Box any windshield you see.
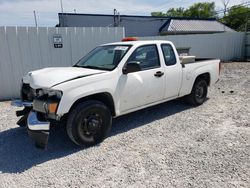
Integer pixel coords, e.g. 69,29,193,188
74,45,131,71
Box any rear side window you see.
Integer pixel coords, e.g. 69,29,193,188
127,45,160,70
161,44,177,66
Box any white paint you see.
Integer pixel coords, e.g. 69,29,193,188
22,40,220,117
23,67,107,89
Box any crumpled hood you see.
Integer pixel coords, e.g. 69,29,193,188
23,67,106,89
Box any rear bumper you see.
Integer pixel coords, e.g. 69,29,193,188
27,111,50,148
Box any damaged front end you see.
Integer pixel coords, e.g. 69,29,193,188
11,83,62,149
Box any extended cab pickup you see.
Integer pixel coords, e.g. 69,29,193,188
12,39,220,148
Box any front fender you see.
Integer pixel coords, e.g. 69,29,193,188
53,73,119,116
56,86,116,115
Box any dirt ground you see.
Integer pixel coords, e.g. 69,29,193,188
0,62,249,188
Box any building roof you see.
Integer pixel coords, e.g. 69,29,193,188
58,13,235,36
58,13,217,20
161,19,235,34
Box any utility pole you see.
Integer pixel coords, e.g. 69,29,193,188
33,10,38,27
113,9,121,27
60,0,64,13
221,0,230,17
113,9,117,27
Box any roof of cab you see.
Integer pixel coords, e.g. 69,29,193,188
103,40,172,46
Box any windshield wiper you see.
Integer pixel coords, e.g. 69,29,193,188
74,65,96,69
75,65,108,70
73,64,81,67
74,64,112,71
82,65,102,69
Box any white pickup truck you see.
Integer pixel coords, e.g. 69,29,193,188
12,38,220,148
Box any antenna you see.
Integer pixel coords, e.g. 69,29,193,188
60,0,64,13
33,10,38,27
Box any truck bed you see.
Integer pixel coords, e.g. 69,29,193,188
180,56,218,65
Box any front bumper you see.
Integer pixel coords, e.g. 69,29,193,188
12,100,50,149
11,100,32,127
27,111,50,131
27,111,50,148
11,99,32,107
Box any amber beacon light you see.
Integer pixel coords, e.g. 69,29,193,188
122,37,138,42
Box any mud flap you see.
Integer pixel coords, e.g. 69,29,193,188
27,129,49,149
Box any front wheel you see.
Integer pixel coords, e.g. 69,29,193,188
66,100,112,147
186,78,208,106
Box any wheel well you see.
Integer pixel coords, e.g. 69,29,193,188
69,93,116,116
196,73,210,86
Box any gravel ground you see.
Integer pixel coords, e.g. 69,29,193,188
0,62,249,188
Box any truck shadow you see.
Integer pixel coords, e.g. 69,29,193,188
0,99,197,173
111,99,194,136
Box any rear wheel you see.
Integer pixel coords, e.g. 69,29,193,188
186,78,208,106
66,100,112,147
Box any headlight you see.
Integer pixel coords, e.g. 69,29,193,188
37,89,63,98
47,90,63,98
45,90,62,113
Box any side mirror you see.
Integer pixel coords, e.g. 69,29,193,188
123,62,141,74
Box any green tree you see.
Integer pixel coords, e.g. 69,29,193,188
151,12,166,17
221,5,250,31
165,7,185,17
184,2,216,18
151,2,216,18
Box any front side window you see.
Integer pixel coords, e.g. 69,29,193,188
161,44,177,66
75,45,131,71
127,45,160,70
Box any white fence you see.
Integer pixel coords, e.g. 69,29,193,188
0,27,124,100
140,32,246,61
0,28,247,100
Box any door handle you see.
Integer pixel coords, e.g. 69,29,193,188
154,71,164,77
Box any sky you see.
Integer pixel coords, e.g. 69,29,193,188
0,0,246,27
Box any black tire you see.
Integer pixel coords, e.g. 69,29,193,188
186,78,208,106
66,100,112,147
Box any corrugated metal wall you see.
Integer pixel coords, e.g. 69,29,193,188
246,32,250,61
140,32,245,61
0,27,124,100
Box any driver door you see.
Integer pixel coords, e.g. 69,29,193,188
118,44,165,113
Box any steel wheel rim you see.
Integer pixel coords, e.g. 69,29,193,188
79,112,103,140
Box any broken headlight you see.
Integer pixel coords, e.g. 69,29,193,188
37,89,63,99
